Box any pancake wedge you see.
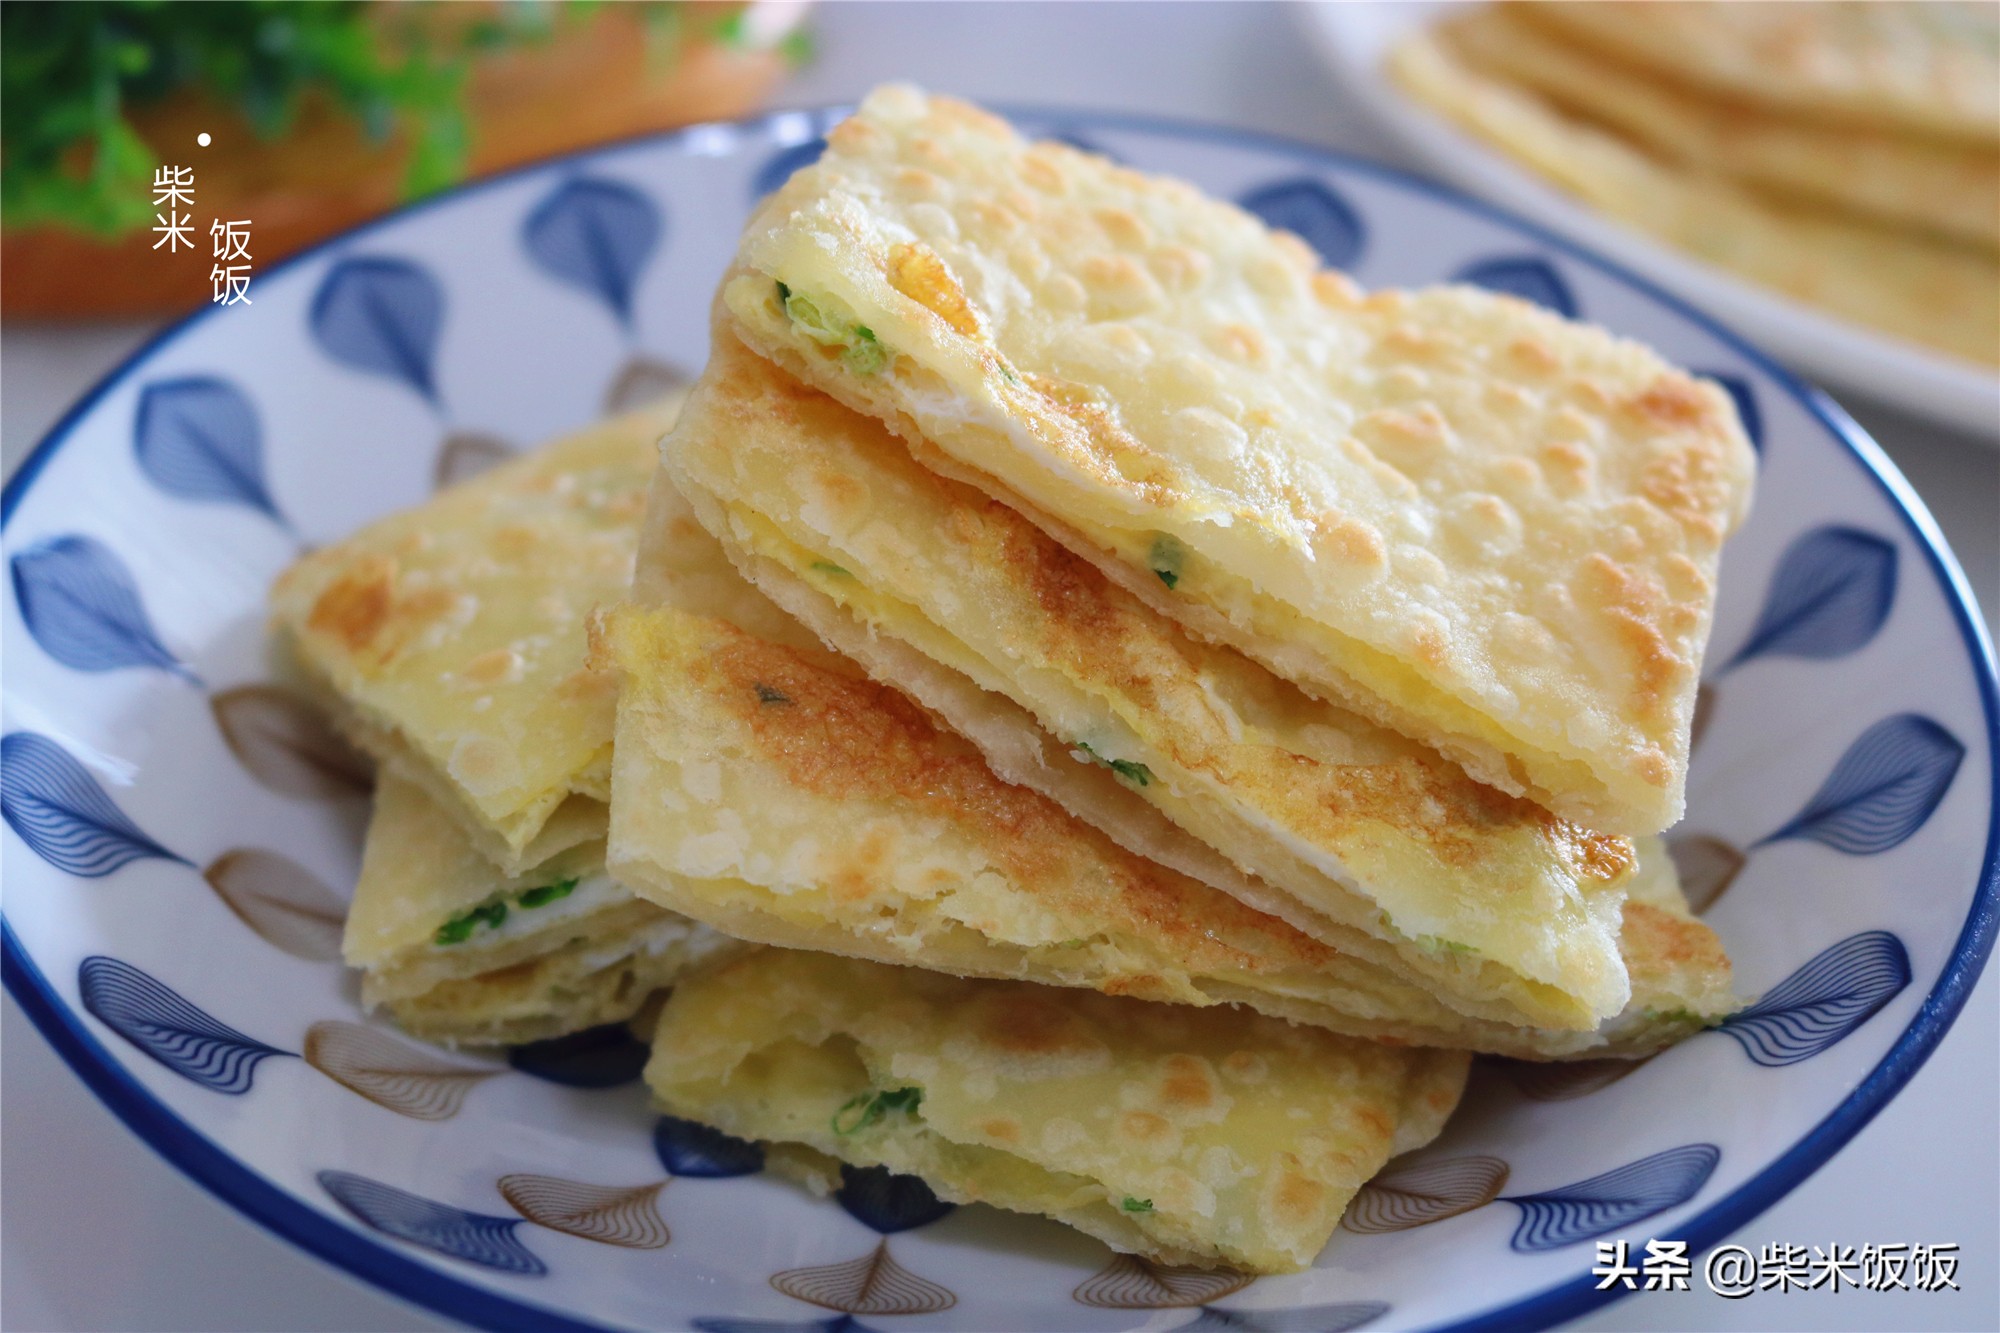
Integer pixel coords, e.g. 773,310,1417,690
347,769,730,1046
647,948,1471,1272
661,341,1638,1032
271,401,677,872
720,86,1756,837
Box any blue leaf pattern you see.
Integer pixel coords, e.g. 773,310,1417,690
1699,370,1764,454
1045,128,1121,162
1504,1144,1719,1252
655,1115,765,1177
318,1170,547,1275
694,1318,875,1333
12,534,196,681
507,1022,650,1087
1238,179,1367,270
1724,527,1896,671
1172,1305,1389,1333
523,178,663,326
79,956,292,1093
309,257,445,403
133,377,287,526
1719,931,1910,1066
835,1165,954,1235
2,732,187,876
754,138,827,200
1450,255,1578,317
1758,714,1963,854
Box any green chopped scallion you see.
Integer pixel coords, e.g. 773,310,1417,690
1108,758,1154,787
435,899,508,946
1121,1197,1154,1214
1148,534,1188,590
832,1086,924,1136
810,560,851,577
519,878,579,909
1072,740,1154,788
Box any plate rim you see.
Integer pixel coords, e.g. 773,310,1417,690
3,103,1995,1333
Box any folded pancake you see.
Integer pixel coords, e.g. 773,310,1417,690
646,948,1471,1272
346,768,728,1046
719,86,1756,837
661,341,1640,1032
270,402,677,873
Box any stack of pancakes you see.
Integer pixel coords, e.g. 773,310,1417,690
1391,1,2000,368
273,86,1757,1274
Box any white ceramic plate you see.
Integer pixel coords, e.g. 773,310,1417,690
3,106,1996,1333
1301,2,2000,440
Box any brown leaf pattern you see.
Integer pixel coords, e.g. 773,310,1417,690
304,1020,500,1120
498,1175,670,1249
1072,1253,1255,1308
1342,1154,1510,1233
203,849,347,961
770,1239,957,1315
1498,1056,1654,1103
433,432,515,491
603,357,689,416
210,685,372,800
1666,833,1748,914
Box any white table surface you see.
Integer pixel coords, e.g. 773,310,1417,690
3,5,1995,1331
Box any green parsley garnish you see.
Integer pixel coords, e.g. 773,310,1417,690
832,1086,923,1136
1148,534,1187,590
755,683,791,705
1121,1197,1154,1213
518,877,578,909
1,2,585,237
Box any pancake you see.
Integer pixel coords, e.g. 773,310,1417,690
270,401,677,873
600,582,1733,1055
1391,24,2000,369
659,340,1646,1032
632,464,1735,1052
1524,1,2000,147
347,769,729,1046
1438,4,2000,251
645,947,1471,1272
718,86,1756,837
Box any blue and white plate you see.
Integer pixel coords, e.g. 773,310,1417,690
3,107,1995,1333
